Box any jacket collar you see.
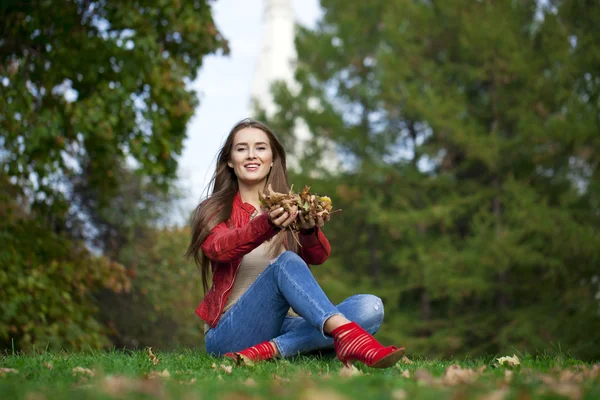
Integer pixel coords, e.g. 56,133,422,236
233,191,258,215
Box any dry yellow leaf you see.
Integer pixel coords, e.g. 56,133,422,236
43,362,53,370
401,356,414,364
243,378,257,387
298,388,348,400
338,365,362,378
147,369,170,379
220,364,233,375
477,389,509,400
147,347,159,366
0,368,19,377
24,393,46,400
496,355,520,367
442,364,479,386
72,367,95,377
414,369,436,386
401,370,410,378
273,374,290,382
544,382,582,400
391,389,408,400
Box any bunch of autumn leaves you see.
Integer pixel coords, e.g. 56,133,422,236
259,185,339,240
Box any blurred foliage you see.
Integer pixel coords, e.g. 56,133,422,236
99,226,205,350
262,0,600,360
0,176,131,351
0,0,226,351
0,0,227,224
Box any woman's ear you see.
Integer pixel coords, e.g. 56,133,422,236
227,161,233,168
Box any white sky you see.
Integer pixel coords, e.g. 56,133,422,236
176,0,322,216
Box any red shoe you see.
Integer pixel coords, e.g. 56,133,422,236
224,341,277,363
331,322,406,368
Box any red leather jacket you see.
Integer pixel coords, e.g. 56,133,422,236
195,192,331,328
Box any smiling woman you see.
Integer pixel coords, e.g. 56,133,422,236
185,118,405,368
228,129,274,186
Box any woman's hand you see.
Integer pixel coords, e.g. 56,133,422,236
268,207,297,229
298,210,330,232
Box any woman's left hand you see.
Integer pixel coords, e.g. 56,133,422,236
298,210,330,231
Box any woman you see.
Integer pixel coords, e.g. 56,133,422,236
186,119,405,368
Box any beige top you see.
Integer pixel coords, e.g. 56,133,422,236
223,239,286,312
204,236,296,334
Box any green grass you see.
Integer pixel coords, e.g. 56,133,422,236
0,349,598,399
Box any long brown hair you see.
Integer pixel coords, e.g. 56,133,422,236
185,118,299,294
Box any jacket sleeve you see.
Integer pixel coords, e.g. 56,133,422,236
201,213,280,263
298,227,331,265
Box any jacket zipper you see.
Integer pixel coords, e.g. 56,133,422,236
212,207,254,327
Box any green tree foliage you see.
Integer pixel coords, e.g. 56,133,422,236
0,0,227,350
0,177,131,351
263,0,600,359
99,226,204,350
0,0,227,214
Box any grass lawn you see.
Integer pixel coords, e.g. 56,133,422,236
0,349,598,399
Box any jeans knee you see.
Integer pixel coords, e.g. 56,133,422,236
272,250,306,272
354,294,384,332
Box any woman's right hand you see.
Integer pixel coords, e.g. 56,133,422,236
268,207,297,229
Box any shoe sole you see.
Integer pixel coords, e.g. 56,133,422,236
369,347,406,368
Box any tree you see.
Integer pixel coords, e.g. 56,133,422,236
0,0,228,350
263,0,600,359
0,0,228,231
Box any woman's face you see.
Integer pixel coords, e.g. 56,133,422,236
228,127,274,185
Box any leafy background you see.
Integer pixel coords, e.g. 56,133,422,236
1,0,599,361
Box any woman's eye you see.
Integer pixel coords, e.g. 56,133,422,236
257,147,266,150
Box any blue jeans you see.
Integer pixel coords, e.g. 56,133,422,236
205,251,385,358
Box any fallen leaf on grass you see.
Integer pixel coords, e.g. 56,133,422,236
539,382,582,400
496,355,520,367
101,375,163,397
24,393,46,400
147,347,159,366
299,388,348,400
220,364,233,375
72,367,95,377
43,362,53,370
414,369,436,386
401,356,413,364
233,353,254,367
217,375,224,381
401,370,410,378
442,364,479,386
391,389,407,400
244,378,257,387
273,374,290,383
0,368,19,377
478,389,508,400
147,369,170,379
211,363,217,370
338,365,362,378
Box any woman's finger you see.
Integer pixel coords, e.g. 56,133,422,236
316,215,325,227
269,207,285,220
281,211,297,228
298,210,306,224
297,211,307,229
273,211,289,226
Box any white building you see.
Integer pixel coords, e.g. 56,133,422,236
249,0,339,173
